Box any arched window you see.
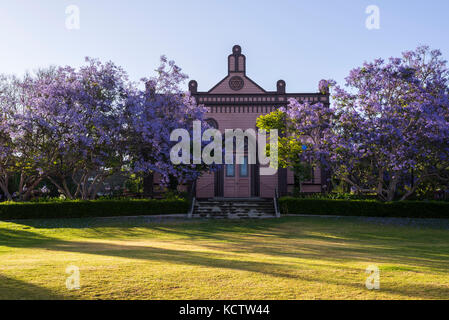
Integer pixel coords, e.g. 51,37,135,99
205,118,219,129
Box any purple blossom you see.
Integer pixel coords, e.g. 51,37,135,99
264,46,449,201
318,79,336,94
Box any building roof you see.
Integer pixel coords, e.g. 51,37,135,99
189,45,328,107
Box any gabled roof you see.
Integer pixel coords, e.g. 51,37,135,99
208,73,266,94
188,45,329,106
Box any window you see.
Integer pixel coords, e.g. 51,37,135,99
226,164,235,177
239,156,248,177
205,118,219,129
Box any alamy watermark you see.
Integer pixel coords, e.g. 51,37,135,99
65,5,80,30
365,265,380,290
170,121,279,176
66,265,80,290
365,5,380,30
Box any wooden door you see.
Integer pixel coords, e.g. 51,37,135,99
223,155,251,198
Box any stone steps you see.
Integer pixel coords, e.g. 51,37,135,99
193,199,277,219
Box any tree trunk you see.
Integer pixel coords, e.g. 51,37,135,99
386,177,399,202
48,176,74,200
89,175,107,200
62,179,74,199
0,182,12,201
400,176,422,201
21,177,44,201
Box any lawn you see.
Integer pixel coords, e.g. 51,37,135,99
0,216,448,300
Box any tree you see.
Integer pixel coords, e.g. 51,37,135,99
258,46,449,201
332,46,449,200
123,56,213,190
17,59,131,200
0,56,214,201
0,59,131,201
0,75,22,200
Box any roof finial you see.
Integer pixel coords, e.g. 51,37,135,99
228,45,246,74
277,80,286,94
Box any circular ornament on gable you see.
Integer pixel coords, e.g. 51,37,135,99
229,76,244,91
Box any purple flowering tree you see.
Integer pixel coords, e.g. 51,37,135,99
0,75,22,200
258,46,449,201
35,58,130,200
0,59,131,200
318,79,333,95
0,56,212,201
331,46,449,200
123,56,213,189
257,97,336,192
0,72,57,201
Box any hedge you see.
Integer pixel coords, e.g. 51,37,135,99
279,197,449,219
0,199,189,220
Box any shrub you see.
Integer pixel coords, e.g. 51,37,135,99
279,197,449,219
0,199,189,220
291,192,379,200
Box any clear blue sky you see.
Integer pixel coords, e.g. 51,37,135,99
1,0,448,92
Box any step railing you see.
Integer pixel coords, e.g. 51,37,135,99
196,180,215,198
187,180,197,219
188,198,196,219
274,187,281,218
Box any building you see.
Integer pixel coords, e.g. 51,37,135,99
189,45,330,199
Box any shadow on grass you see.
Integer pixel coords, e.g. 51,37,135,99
3,217,449,271
2,217,449,299
0,274,73,300
32,240,449,299
0,228,56,248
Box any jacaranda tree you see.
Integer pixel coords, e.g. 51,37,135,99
1,59,130,200
123,56,213,188
258,46,449,201
0,56,211,201
0,75,24,201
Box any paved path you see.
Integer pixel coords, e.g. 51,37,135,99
7,213,449,230
287,214,449,230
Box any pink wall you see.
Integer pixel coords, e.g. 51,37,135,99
191,45,326,199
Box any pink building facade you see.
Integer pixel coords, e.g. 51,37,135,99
189,45,330,199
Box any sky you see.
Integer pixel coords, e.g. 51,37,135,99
0,0,448,93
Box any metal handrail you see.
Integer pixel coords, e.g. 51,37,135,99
274,187,281,218
188,197,196,219
187,180,197,219
196,181,214,194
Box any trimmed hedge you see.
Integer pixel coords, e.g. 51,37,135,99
0,199,189,220
279,197,449,219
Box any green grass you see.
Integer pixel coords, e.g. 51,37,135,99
0,216,448,300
